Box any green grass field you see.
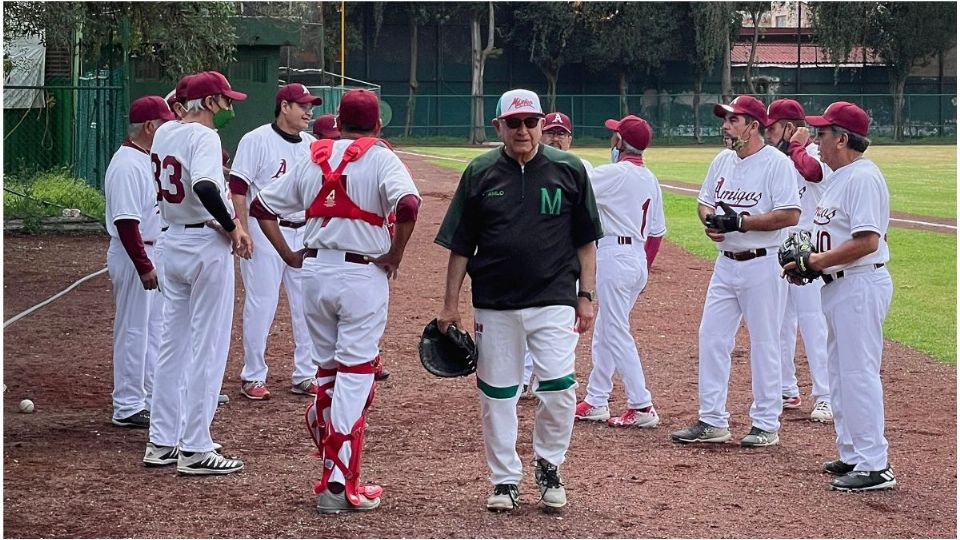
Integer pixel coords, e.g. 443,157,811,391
406,145,957,364
405,145,957,219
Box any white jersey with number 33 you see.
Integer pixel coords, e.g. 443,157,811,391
151,121,233,225
813,158,890,275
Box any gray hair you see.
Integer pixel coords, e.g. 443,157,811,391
185,98,206,113
127,122,145,138
616,134,644,156
829,125,870,152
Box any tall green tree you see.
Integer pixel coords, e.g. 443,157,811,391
810,1,957,140
506,2,584,111
581,2,683,115
738,1,772,94
4,2,238,79
679,2,740,142
450,1,501,144
399,4,451,136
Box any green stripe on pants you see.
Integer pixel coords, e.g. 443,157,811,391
536,373,576,392
477,378,521,399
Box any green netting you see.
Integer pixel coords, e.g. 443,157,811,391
74,71,125,189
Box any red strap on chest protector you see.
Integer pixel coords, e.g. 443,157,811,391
305,137,389,227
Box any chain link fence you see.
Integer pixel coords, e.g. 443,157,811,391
378,93,957,142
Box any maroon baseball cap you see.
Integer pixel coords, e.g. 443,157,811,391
714,95,768,126
805,101,870,137
312,114,341,139
276,83,322,106
337,89,379,129
184,71,247,101
129,95,176,123
543,112,572,134
604,115,653,151
765,99,806,126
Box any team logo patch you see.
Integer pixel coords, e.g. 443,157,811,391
540,187,562,215
271,159,287,179
510,97,534,111
324,191,336,207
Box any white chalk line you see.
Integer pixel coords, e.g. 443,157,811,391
398,150,957,233
3,267,108,329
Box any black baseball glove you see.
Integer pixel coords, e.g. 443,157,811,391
704,201,744,233
778,231,821,283
418,319,478,378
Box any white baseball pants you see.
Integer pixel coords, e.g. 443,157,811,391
585,241,652,410
780,279,830,402
239,219,314,385
821,267,893,471
107,239,160,419
475,306,579,485
698,254,787,432
149,226,235,453
301,250,388,485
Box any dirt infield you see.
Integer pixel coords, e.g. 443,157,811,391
3,154,956,538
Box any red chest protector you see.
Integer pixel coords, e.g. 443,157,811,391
305,137,389,227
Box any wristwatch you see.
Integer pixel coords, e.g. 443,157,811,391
577,290,595,302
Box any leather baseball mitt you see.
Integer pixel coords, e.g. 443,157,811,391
778,231,821,283
418,319,478,378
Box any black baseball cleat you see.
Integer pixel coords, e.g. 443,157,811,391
831,466,897,492
375,368,390,382
113,409,150,428
822,459,856,476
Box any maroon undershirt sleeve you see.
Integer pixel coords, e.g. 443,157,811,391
115,219,154,275
228,175,249,196
787,141,824,183
645,235,663,271
394,194,421,223
249,197,278,221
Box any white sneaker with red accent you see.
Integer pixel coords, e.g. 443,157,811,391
240,381,270,400
574,400,610,421
607,406,660,428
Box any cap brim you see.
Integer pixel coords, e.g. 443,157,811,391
804,115,832,128
544,125,571,133
713,104,735,118
498,110,544,119
604,119,621,131
293,96,323,106
223,89,247,101
159,110,177,121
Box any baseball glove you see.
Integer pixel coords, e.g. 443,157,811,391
778,231,821,283
418,319,478,378
704,201,744,233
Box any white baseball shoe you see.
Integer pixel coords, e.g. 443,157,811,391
574,400,610,421
811,401,834,423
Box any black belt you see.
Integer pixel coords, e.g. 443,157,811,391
616,236,632,245
279,220,306,229
161,226,169,232
302,248,369,265
144,240,155,246
822,264,885,285
722,248,768,261
185,222,206,229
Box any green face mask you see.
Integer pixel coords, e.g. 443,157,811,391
212,107,235,129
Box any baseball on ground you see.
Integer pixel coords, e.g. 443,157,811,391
18,399,35,413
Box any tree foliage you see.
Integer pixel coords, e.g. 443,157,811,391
810,1,957,139
3,2,238,79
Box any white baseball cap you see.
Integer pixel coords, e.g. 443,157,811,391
495,89,544,119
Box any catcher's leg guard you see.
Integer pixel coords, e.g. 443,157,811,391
312,360,381,506
305,366,338,455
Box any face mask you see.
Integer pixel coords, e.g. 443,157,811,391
775,136,791,154
611,147,620,163
213,107,235,129
729,121,754,151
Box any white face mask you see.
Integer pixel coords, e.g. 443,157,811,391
611,147,620,163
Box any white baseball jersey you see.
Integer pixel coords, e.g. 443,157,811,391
256,140,420,256
104,141,162,242
151,121,233,225
230,124,316,222
792,143,832,233
813,158,890,275
697,145,801,252
579,157,594,174
589,161,666,241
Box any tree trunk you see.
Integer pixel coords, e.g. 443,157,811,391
469,3,495,144
693,75,703,144
722,29,733,102
404,11,418,137
891,73,907,141
745,9,762,94
318,3,325,76
618,71,628,116
545,69,558,111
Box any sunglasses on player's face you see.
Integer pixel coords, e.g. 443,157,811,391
503,116,542,130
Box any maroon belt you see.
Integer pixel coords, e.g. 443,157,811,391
144,240,155,246
279,220,305,229
302,248,369,265
822,263,885,285
722,248,767,261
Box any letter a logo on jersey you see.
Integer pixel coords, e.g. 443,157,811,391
323,190,336,207
271,159,287,179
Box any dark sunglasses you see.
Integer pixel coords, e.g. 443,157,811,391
504,116,541,129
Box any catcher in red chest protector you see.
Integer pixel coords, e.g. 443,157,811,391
249,89,421,514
